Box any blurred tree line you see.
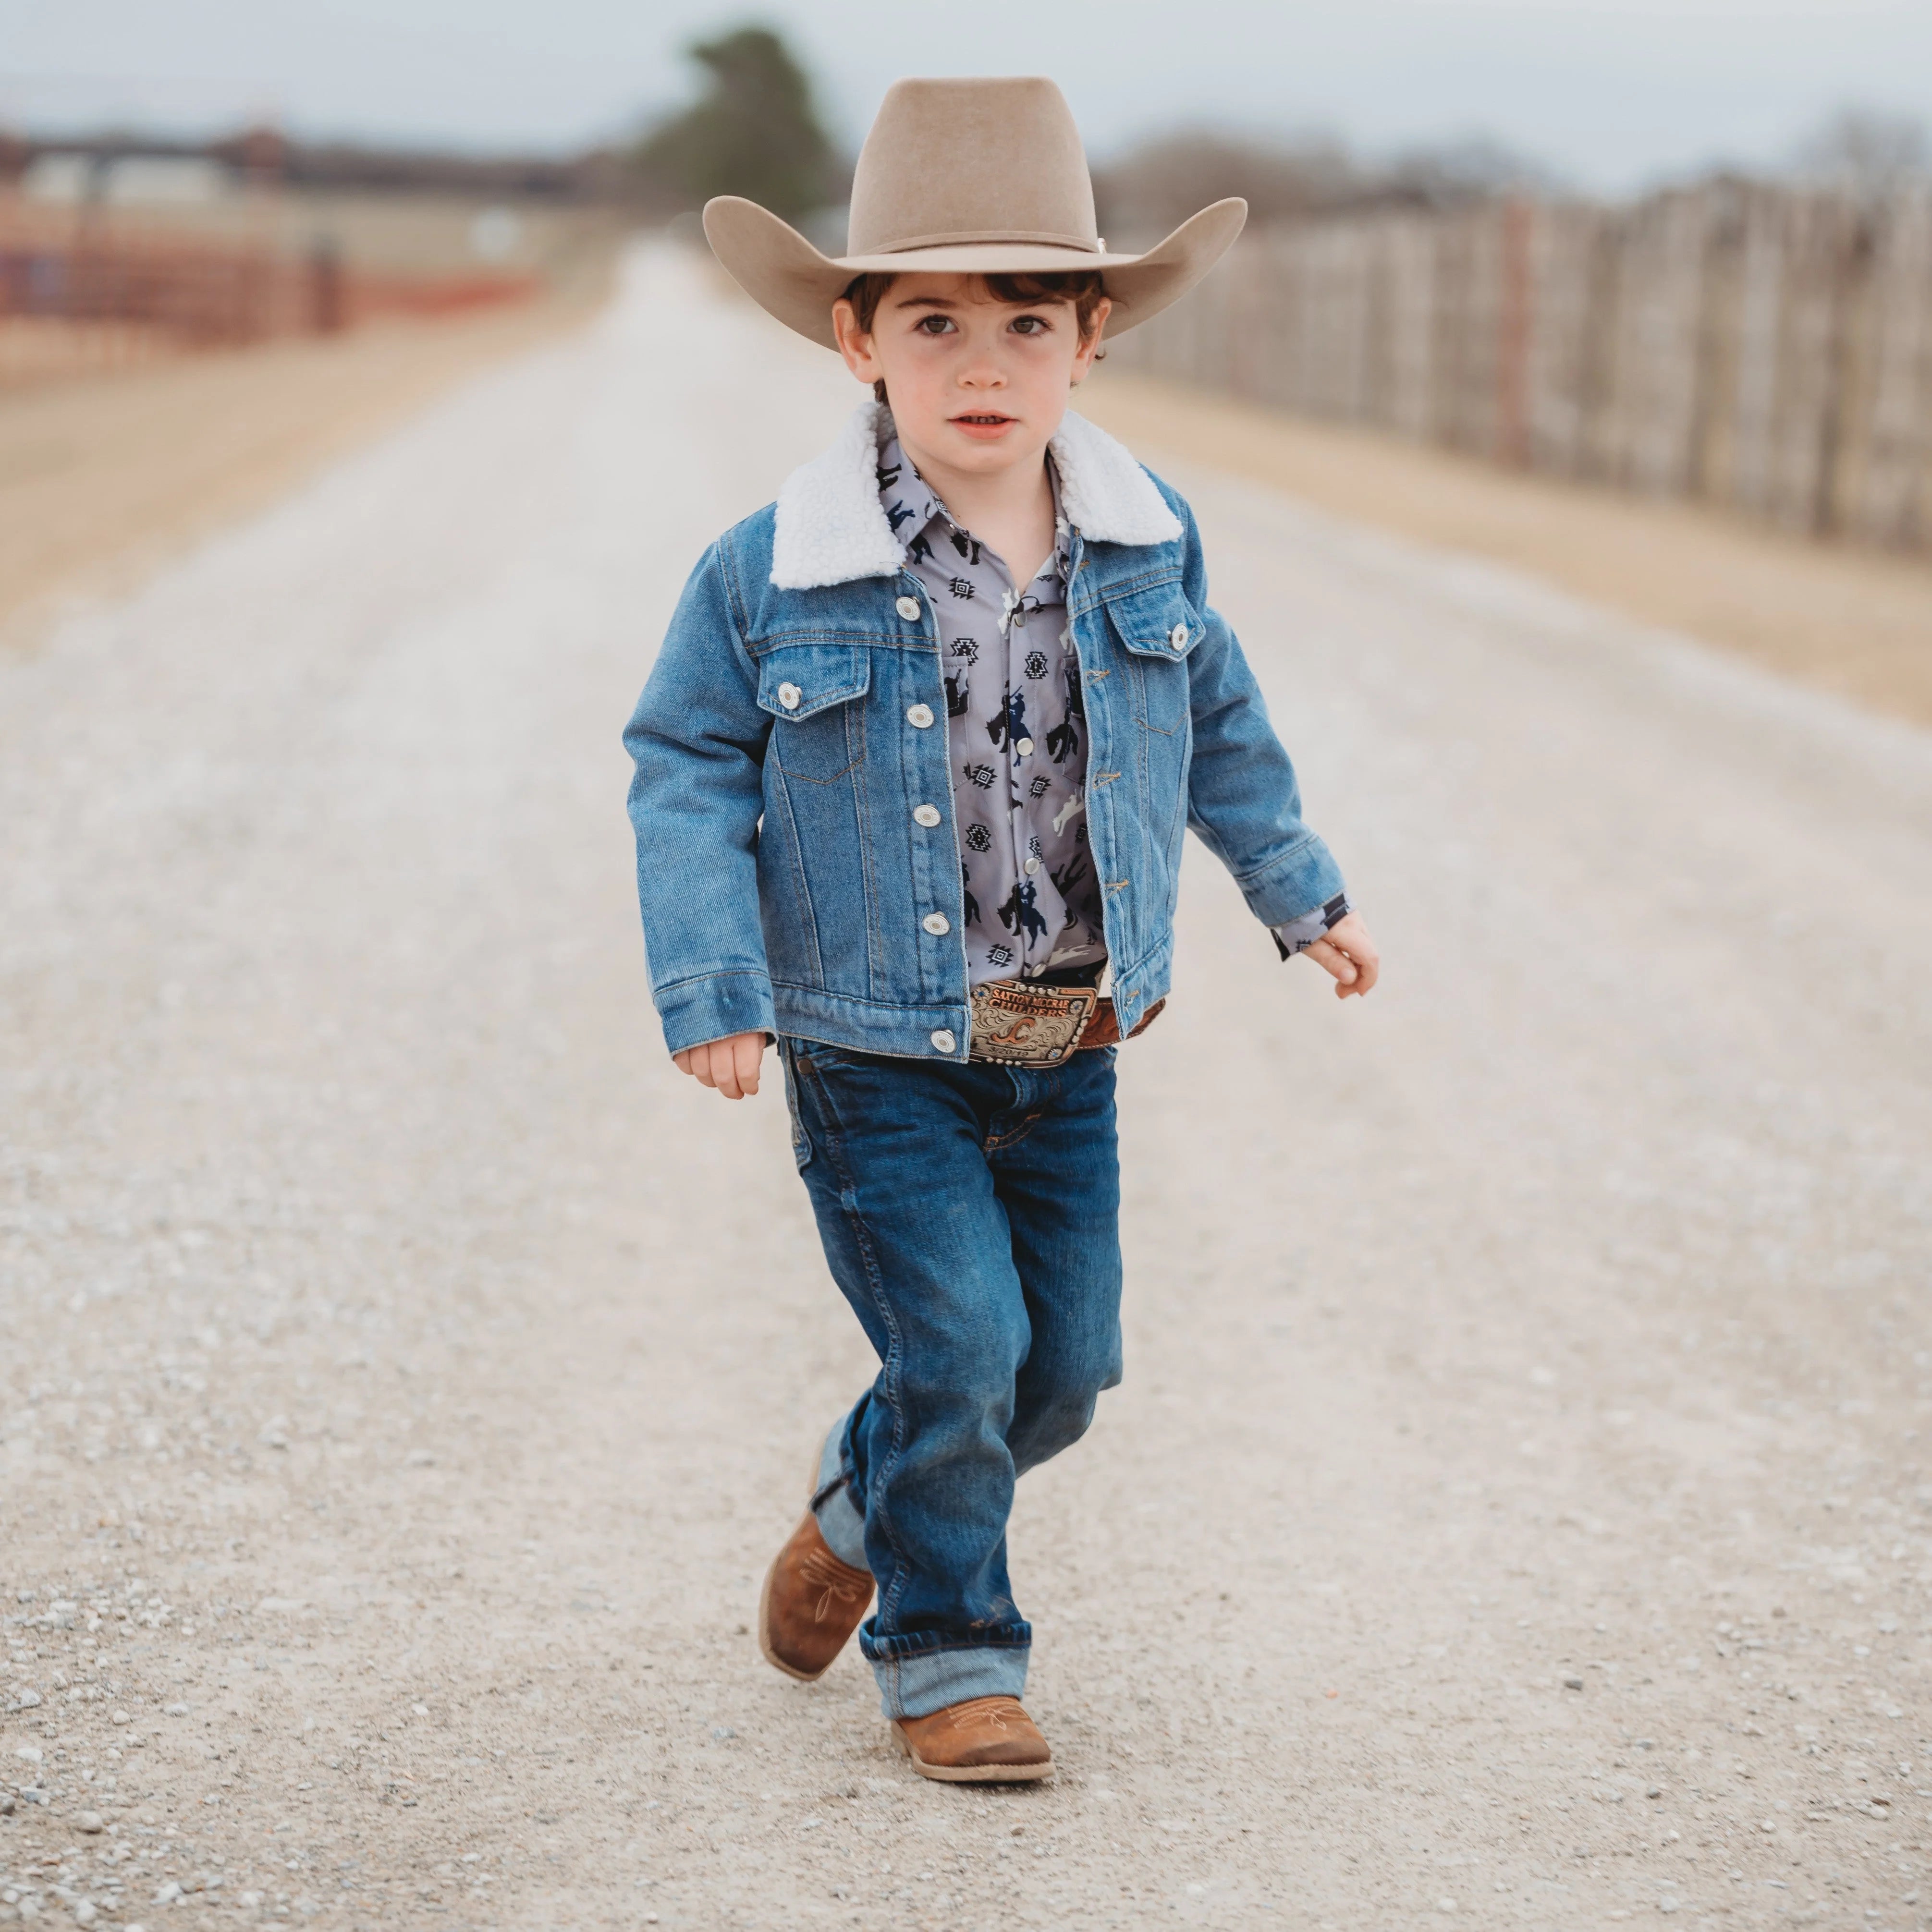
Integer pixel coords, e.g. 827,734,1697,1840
628,23,1929,237
627,23,1543,232
1091,133,1552,243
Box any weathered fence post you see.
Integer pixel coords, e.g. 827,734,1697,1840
1113,177,1932,555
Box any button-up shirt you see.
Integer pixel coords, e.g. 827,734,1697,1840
878,431,1350,990
880,434,1106,988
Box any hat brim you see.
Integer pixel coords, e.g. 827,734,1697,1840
702,196,1247,351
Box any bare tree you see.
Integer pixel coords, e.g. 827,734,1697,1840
1093,128,1556,243
1378,135,1558,207
1795,106,1930,202
1092,133,1356,245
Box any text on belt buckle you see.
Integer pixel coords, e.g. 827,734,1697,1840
967,981,1099,1066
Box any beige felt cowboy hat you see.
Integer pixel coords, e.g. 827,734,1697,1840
703,75,1247,351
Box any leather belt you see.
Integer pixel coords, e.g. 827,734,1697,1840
967,978,1166,1066
1080,995,1165,1051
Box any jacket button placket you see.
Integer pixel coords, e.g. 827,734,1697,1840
900,590,959,1038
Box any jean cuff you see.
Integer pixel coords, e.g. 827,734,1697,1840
867,1639,1031,1720
810,1415,868,1571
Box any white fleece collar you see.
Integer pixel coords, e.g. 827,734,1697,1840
770,399,1182,590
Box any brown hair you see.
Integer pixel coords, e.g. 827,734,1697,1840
839,269,1108,402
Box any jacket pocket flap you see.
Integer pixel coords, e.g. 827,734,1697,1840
1102,582,1202,658
755,644,871,721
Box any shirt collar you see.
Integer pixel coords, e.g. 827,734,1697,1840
876,430,1069,587
875,434,950,557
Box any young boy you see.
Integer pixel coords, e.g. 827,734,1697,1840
625,76,1378,1783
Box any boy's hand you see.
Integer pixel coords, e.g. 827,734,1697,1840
1303,912,1380,999
673,1031,767,1099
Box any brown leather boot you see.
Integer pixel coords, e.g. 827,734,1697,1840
892,1696,1054,1783
757,1507,874,1681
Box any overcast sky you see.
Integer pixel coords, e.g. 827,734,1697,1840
4,0,1931,193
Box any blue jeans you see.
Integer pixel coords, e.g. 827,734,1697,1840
778,1036,1124,1719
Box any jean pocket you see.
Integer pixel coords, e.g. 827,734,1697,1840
792,1039,870,1075
778,1041,814,1171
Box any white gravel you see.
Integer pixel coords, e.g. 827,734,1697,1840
2,241,1931,1930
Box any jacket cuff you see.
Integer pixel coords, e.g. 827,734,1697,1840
653,970,778,1057
1234,833,1349,929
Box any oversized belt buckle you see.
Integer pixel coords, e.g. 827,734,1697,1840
967,980,1099,1066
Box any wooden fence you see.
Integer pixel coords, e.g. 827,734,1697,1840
1105,182,1932,552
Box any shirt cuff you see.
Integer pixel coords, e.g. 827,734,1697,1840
1271,893,1351,961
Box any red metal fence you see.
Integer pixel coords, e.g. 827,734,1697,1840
0,201,539,386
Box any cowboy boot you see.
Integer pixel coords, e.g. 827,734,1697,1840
892,1696,1054,1783
758,1506,873,1681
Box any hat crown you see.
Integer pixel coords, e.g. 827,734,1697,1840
847,76,1100,258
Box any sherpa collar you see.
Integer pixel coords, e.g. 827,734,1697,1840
770,399,1182,590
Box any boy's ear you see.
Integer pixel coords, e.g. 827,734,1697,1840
831,297,881,390
1071,297,1113,382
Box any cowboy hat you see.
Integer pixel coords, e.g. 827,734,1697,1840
703,75,1246,351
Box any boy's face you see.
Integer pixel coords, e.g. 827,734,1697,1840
831,273,1110,481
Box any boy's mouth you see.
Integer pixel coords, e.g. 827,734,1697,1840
950,411,1017,440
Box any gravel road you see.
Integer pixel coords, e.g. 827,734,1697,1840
4,243,1932,1931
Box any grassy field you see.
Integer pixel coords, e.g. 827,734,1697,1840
0,214,625,641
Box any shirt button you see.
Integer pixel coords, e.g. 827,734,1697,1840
912,803,942,827
1025,856,1041,875
1169,621,1188,649
896,595,922,621
1015,736,1034,755
906,703,934,729
776,681,801,710
929,1029,956,1054
922,912,951,936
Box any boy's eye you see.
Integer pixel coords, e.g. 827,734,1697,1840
1010,315,1050,335
914,315,956,335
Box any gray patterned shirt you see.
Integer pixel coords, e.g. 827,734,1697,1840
880,434,1106,988
877,432,1350,990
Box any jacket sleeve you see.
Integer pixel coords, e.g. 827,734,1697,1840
623,542,778,1056
1173,492,1349,928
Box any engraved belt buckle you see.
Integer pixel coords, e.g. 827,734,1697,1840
967,980,1099,1067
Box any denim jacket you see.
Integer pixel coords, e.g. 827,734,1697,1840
624,401,1345,1061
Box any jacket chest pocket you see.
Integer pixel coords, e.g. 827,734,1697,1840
1101,582,1200,737
756,644,871,783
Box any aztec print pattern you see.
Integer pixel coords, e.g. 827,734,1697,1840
1272,890,1353,958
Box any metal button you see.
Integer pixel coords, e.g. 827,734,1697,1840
776,681,801,710
912,803,942,827
1169,622,1188,649
895,595,922,621
1025,856,1041,875
1015,736,1034,755
929,1029,956,1054
906,703,934,729
922,912,951,936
